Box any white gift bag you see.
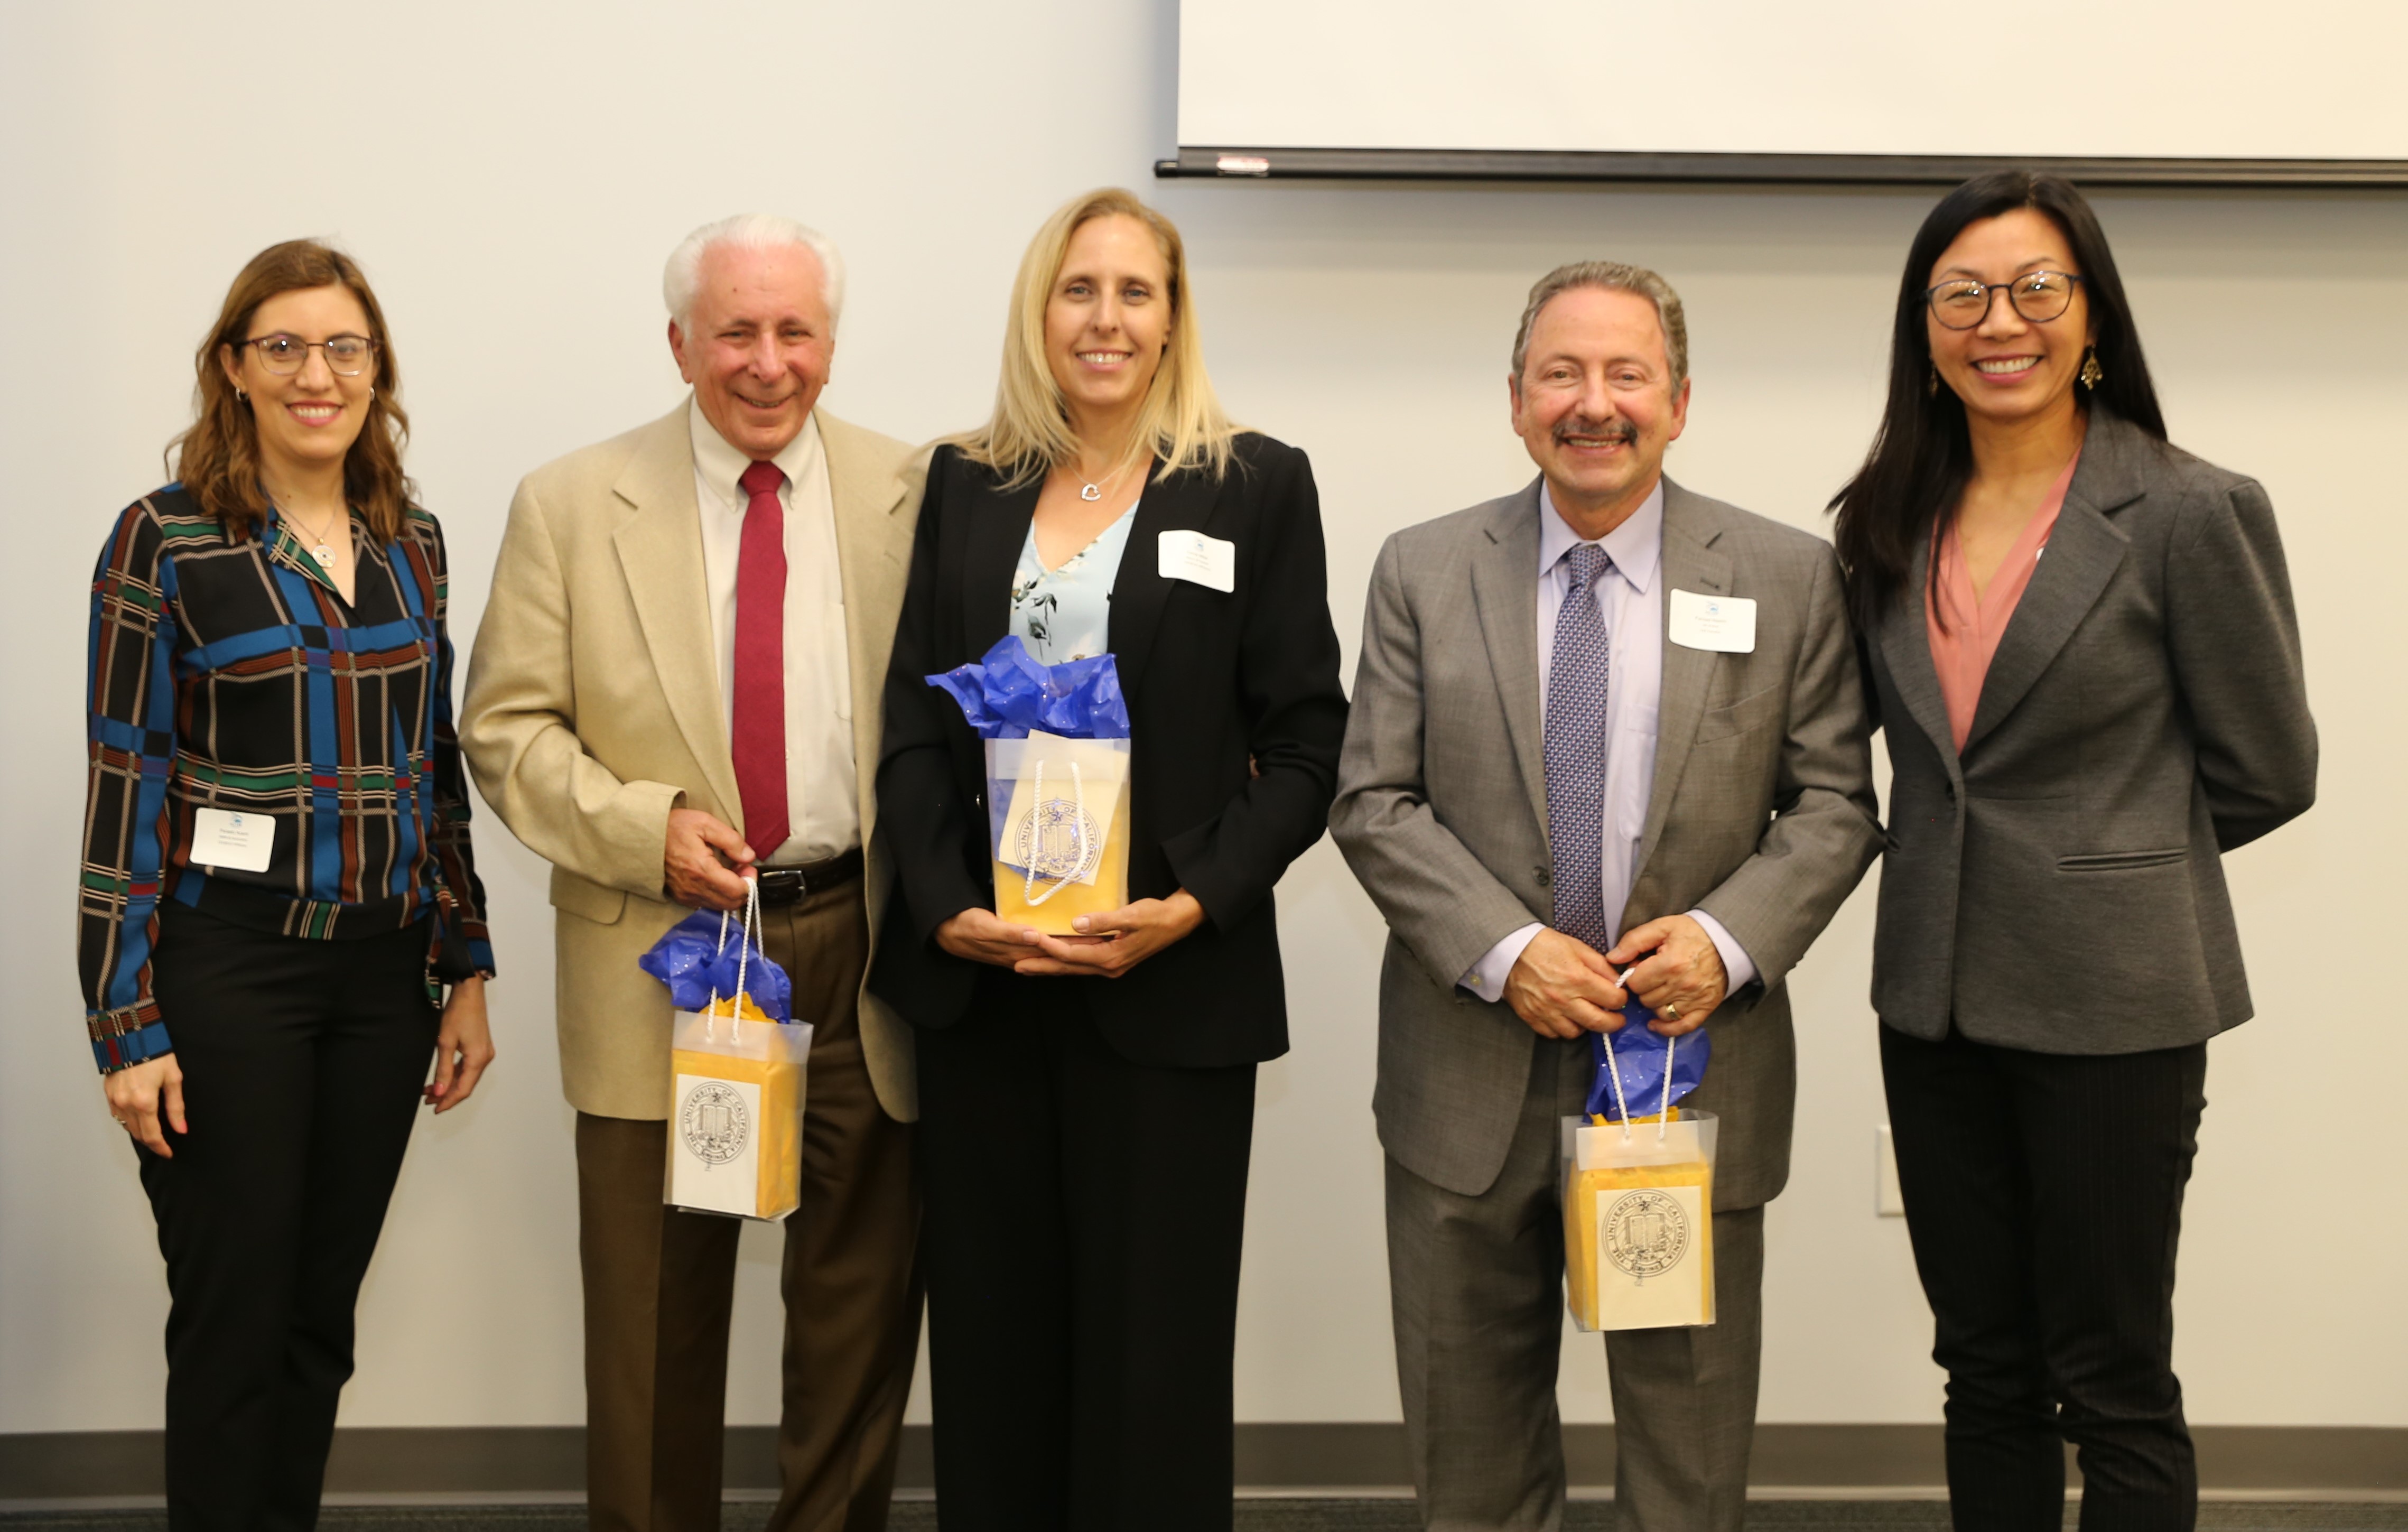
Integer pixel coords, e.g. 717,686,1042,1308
1561,1032,1719,1332
664,882,814,1221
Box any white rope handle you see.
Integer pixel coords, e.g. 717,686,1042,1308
1659,1032,1678,1142
1020,757,1089,907
702,877,762,1043
1603,1028,1634,1142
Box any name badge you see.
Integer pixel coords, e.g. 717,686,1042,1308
1668,589,1756,653
1158,529,1236,593
192,807,275,872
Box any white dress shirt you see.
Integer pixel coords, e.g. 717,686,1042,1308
1460,480,1758,1003
690,400,858,864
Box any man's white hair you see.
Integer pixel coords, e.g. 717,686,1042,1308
662,213,847,334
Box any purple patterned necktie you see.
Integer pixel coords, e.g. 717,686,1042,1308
1544,543,1613,949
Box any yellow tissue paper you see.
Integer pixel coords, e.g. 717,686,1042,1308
1563,1109,1719,1332
667,1000,813,1222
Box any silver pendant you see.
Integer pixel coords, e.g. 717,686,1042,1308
1079,482,1102,502
312,543,337,567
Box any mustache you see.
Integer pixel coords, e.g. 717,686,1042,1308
1554,417,1638,446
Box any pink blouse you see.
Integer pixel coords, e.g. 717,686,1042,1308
1926,453,2080,755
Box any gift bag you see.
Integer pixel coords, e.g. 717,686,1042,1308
986,730,1132,930
928,636,1135,935
1563,1024,1718,1332
645,881,814,1221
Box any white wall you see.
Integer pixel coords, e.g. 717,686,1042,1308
3,2,2402,1439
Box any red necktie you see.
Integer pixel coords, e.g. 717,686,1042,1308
732,460,789,862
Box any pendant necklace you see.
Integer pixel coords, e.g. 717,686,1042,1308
275,493,343,569
1074,459,1119,504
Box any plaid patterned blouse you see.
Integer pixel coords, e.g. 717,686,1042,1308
80,484,494,1074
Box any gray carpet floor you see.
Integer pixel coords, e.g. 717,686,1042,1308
6,1502,2407,1530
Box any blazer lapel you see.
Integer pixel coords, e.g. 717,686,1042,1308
610,405,744,820
1107,458,1214,703
1877,534,1959,773
1471,482,1548,829
962,471,1037,663
1960,414,2146,755
1632,480,1732,881
819,411,916,835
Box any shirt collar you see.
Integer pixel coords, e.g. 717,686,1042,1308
1538,477,1664,596
688,395,821,510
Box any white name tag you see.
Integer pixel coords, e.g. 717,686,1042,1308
1668,589,1756,653
1157,529,1236,593
192,807,274,872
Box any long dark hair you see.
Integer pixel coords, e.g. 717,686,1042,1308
1828,172,2166,630
169,239,415,543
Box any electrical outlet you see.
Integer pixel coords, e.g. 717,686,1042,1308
1875,1125,1904,1216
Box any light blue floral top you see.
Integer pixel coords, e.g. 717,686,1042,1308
1010,501,1138,665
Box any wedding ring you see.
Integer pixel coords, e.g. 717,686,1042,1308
1664,1004,1680,1021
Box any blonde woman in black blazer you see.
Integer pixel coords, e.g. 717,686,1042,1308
1833,173,2314,1531
872,189,1345,1531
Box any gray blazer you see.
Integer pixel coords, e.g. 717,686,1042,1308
1864,408,2316,1053
1331,478,1881,1206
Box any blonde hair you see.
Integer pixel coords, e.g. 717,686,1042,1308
958,188,1236,487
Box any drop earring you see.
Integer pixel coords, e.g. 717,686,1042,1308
1926,364,1939,397
2079,347,2104,390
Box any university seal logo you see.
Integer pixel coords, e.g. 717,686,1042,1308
1602,1187,1690,1282
678,1080,749,1168
1013,795,1102,882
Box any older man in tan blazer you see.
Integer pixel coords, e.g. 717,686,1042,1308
462,215,921,1532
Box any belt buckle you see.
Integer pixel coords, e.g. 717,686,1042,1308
756,867,807,906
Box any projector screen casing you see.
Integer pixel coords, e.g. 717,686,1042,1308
1169,0,2408,186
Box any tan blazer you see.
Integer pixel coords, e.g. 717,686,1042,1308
461,403,922,1122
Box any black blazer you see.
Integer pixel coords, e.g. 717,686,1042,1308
1862,407,2316,1054
870,432,1347,1067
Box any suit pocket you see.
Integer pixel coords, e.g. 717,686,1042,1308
1694,683,1783,745
550,867,629,925
2056,847,2188,872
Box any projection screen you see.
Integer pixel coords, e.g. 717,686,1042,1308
1163,0,2408,185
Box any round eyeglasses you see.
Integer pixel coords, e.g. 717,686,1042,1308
1924,272,2084,330
239,333,379,376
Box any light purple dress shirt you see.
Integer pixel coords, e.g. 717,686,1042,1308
1459,480,1759,1003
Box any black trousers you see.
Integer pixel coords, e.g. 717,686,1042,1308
914,975,1258,1532
1880,1023,2208,1532
137,903,440,1532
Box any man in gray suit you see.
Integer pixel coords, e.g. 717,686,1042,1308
1331,262,1881,1532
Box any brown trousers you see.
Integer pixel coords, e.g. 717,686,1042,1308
578,876,921,1532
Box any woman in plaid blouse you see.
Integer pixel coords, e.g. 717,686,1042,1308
80,240,497,1528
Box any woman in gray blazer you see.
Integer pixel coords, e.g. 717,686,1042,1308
1831,171,2315,1531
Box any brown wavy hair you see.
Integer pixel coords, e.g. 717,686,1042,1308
170,239,414,542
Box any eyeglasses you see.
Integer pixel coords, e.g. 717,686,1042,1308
239,333,378,376
1923,272,2084,330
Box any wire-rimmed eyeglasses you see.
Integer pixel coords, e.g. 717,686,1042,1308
1924,272,2084,330
237,333,379,376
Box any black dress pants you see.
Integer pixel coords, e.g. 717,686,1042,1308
137,903,440,1532
914,974,1258,1532
1880,1023,2208,1532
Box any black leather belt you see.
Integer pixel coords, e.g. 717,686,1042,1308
754,848,863,906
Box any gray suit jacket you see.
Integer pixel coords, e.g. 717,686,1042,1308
1864,408,2316,1052
1331,477,1881,1206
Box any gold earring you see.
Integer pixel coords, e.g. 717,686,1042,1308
2079,348,2103,390
1927,364,1939,397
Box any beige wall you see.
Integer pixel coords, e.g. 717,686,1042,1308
3,2,2400,1436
